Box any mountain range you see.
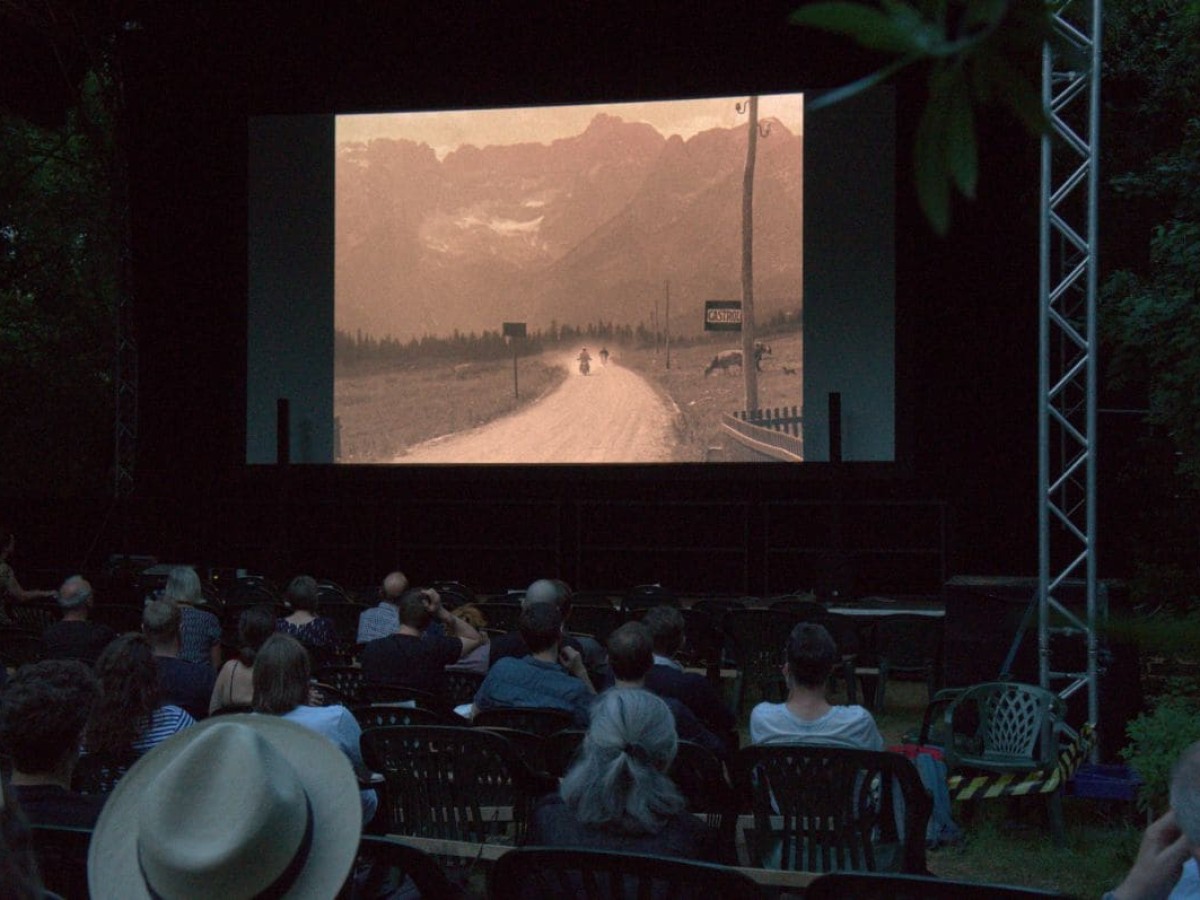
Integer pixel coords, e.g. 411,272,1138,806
335,112,803,341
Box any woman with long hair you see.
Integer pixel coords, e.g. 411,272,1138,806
530,688,721,860
252,633,377,824
209,603,276,714
88,633,195,757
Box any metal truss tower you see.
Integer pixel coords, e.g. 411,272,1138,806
1038,0,1102,741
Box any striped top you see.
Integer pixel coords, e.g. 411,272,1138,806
132,704,195,755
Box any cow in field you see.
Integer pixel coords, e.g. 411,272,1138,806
705,349,743,376
704,342,772,376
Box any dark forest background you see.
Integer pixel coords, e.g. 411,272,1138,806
0,0,1196,604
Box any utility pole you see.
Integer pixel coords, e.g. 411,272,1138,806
665,280,671,369
740,95,760,413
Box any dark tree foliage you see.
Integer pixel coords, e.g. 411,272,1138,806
0,4,129,496
1099,0,1200,606
1,77,120,495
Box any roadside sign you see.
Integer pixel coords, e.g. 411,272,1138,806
502,322,527,338
704,301,742,331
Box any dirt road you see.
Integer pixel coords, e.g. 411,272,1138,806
398,353,679,463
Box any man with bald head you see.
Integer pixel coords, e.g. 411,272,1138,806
488,578,609,685
357,570,408,644
40,575,116,666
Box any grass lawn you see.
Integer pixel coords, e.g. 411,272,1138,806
785,679,1144,897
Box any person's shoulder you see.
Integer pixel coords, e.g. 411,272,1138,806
749,700,783,721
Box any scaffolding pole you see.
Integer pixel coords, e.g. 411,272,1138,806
1038,0,1102,751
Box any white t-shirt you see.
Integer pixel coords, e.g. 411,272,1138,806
749,701,884,750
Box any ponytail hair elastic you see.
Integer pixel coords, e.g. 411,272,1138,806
623,742,652,765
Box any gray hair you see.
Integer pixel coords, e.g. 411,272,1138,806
163,566,202,605
1171,741,1200,845
57,575,93,611
559,689,684,834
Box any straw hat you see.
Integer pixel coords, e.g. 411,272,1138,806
88,714,362,899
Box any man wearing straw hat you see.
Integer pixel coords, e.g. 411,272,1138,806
87,715,362,899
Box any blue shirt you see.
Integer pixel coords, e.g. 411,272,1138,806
474,656,594,726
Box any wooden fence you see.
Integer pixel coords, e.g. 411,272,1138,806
722,406,804,462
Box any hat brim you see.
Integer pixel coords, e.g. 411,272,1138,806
88,713,363,900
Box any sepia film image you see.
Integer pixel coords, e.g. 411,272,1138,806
334,94,805,464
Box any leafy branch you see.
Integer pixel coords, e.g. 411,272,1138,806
790,0,1060,233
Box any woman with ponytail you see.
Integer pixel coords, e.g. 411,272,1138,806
529,688,721,861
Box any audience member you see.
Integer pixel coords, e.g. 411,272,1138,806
86,715,362,900
210,603,276,714
252,633,377,825
473,601,595,726
749,622,883,749
142,599,215,721
489,578,610,684
162,565,222,670
357,570,407,644
642,604,738,742
529,688,722,861
0,527,56,619
1108,741,1200,900
87,633,195,758
445,603,491,674
40,575,117,666
361,587,485,696
606,621,729,760
276,575,338,668
0,659,105,827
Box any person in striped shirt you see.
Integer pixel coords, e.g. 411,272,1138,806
87,633,195,759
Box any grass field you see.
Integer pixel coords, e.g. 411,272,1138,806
334,358,567,462
616,332,805,461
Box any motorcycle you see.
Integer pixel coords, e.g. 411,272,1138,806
579,358,591,376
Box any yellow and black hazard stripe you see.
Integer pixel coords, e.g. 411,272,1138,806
946,723,1096,801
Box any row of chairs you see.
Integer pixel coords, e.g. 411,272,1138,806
469,594,942,714
27,828,1068,899
358,721,931,875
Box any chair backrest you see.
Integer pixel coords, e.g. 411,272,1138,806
733,744,930,874
341,835,456,899
443,669,485,707
429,580,478,609
566,605,625,645
317,665,368,703
944,682,1067,770
805,871,1070,898
622,584,679,613
869,614,943,670
30,825,93,900
72,749,140,796
479,600,523,634
721,609,796,708
352,703,454,733
361,725,553,842
543,728,587,777
361,682,448,712
473,707,576,738
0,626,43,669
487,847,763,900
6,602,58,634
669,740,740,865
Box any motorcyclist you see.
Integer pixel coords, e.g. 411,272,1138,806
599,347,609,366
578,348,592,375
